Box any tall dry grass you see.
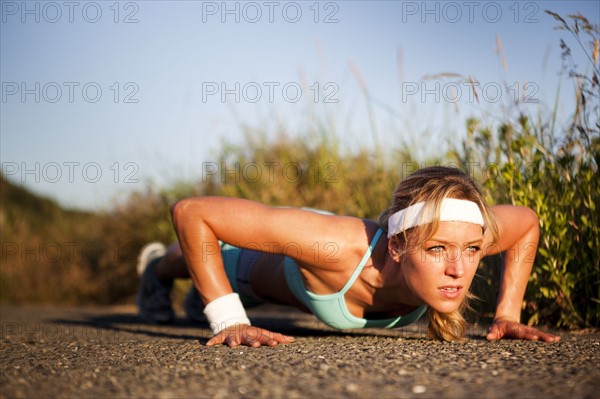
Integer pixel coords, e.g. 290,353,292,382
1,10,597,329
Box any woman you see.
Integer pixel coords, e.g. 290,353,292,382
136,166,560,347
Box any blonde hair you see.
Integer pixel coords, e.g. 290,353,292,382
378,166,498,341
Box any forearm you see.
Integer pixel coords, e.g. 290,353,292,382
494,211,540,323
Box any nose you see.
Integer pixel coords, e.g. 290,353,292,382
445,262,465,278
444,249,465,278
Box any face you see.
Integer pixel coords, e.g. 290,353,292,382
390,221,484,313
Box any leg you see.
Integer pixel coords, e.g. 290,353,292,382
153,242,190,280
136,242,175,324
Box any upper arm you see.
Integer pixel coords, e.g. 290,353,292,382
171,196,365,266
482,205,540,257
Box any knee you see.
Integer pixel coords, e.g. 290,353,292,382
167,242,182,257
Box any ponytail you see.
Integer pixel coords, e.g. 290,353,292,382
427,292,474,341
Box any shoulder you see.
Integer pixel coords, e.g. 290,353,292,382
290,212,380,270
482,205,539,256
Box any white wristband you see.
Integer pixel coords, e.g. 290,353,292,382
203,293,251,335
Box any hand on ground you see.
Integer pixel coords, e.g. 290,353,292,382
486,319,560,342
206,324,295,347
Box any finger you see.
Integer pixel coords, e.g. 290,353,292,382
523,326,555,341
520,324,561,342
238,328,271,347
224,335,240,348
251,330,292,346
517,325,540,341
260,335,279,347
498,323,534,340
206,335,224,347
252,333,276,347
486,324,502,340
533,330,561,342
244,337,261,348
268,332,295,343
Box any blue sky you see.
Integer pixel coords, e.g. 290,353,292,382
1,0,598,210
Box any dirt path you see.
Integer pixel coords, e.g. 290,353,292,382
1,304,598,398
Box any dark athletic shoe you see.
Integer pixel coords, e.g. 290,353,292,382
184,286,207,323
136,243,174,324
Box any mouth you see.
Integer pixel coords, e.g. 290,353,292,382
438,286,463,299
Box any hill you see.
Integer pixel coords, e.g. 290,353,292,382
1,175,123,303
0,175,96,238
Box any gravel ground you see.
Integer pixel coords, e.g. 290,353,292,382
1,304,598,399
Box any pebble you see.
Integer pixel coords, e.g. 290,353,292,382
412,385,427,394
346,383,359,392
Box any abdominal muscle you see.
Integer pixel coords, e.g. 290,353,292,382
249,253,311,313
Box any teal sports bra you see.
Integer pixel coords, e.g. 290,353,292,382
283,228,427,330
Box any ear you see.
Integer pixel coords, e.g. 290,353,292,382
388,236,403,263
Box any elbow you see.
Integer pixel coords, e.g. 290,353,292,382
523,206,540,238
170,198,197,227
525,206,539,228
170,199,182,219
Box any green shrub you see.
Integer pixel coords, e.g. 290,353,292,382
454,11,599,328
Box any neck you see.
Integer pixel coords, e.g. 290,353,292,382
366,236,423,309
383,254,423,307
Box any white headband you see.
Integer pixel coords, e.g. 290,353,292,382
387,198,485,238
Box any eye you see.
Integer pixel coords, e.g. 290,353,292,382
426,245,444,253
466,246,481,253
